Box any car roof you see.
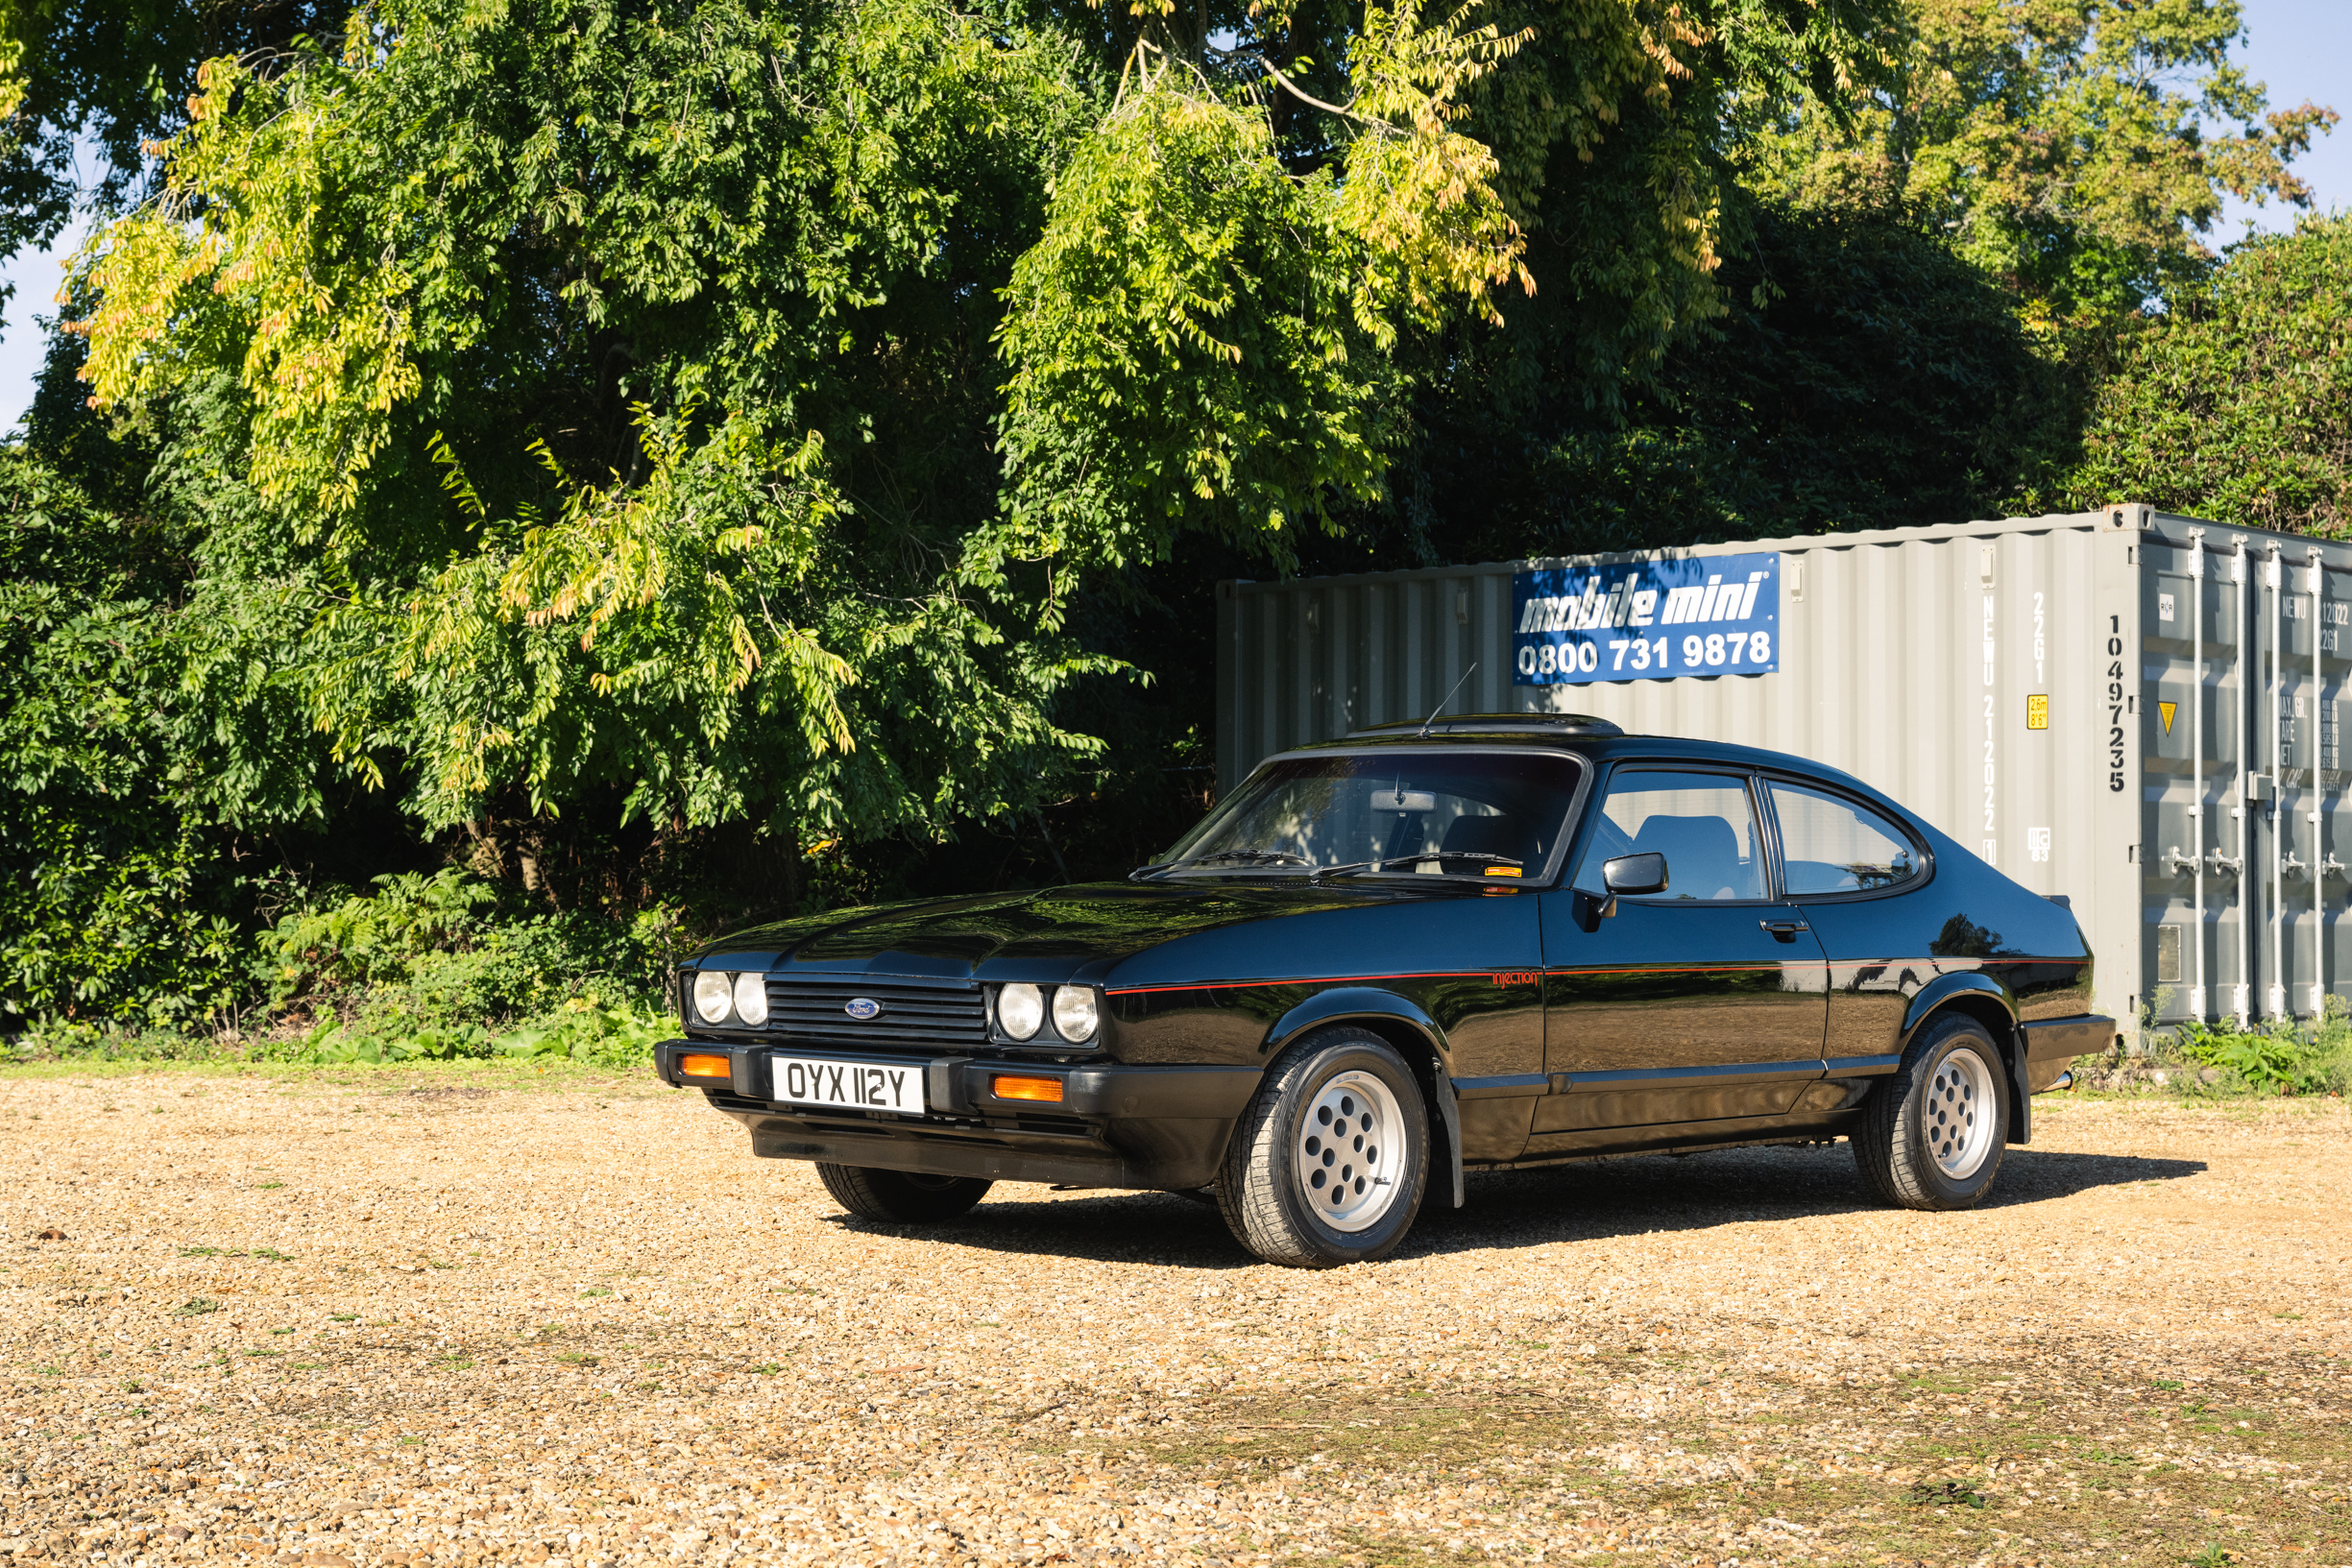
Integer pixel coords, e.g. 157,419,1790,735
1288,723,1902,815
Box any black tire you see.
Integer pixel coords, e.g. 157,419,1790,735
814,1164,992,1223
1853,1012,2011,1211
1215,1026,1429,1267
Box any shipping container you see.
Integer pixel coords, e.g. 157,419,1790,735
1215,505,2352,1048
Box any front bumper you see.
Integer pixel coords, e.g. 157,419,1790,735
653,1039,1262,1191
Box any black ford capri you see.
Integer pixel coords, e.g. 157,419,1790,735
656,715,2112,1267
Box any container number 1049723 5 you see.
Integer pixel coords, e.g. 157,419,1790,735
2108,615,2127,791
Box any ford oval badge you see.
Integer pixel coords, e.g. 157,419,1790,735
844,997,883,1021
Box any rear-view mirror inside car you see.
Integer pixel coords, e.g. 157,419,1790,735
1603,852,1668,895
1371,789,1438,812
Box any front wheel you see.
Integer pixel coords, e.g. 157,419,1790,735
814,1164,992,1223
1216,1027,1429,1267
1853,1013,2010,1210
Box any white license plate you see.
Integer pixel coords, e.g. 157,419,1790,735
770,1054,926,1115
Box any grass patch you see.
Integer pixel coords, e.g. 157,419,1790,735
1052,1357,2352,1568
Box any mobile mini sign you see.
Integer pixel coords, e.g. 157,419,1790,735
1512,551,1782,685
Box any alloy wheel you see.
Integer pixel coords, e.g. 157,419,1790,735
1926,1046,1998,1180
1294,1069,1404,1232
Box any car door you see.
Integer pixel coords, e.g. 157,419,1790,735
1759,774,1936,1073
1529,765,1829,1147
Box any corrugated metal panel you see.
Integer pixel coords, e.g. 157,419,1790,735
1217,507,2352,1046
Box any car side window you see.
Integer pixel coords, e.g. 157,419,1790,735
1769,782,1922,895
1571,769,1762,901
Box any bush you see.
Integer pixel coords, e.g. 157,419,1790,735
246,998,667,1067
492,1002,672,1065
6,1019,228,1063
257,869,687,1034
2170,1002,2352,1097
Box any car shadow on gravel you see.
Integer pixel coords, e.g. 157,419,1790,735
822,1190,1264,1268
1395,1143,2208,1260
823,1142,2205,1267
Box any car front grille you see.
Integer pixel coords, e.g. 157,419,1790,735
763,976,988,1050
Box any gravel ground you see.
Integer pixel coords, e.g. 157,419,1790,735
2,1066,2347,1568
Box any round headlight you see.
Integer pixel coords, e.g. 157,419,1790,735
996,982,1044,1041
1050,985,1099,1042
692,970,734,1024
732,971,768,1027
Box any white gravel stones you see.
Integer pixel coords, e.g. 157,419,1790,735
0,1070,2346,1567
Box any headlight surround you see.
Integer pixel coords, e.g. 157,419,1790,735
996,981,1045,1041
691,970,734,1024
731,971,768,1027
1050,984,1099,1042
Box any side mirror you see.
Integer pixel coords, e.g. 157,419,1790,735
1603,852,1668,896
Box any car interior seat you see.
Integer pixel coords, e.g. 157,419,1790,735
1626,814,1753,899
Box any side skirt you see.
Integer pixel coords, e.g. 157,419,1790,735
1486,1109,1867,1170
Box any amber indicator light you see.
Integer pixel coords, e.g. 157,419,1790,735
679,1052,734,1079
991,1074,1064,1103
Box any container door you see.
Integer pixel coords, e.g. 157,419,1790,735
1533,766,1827,1138
2144,533,2254,1025
2272,552,2342,1020
2322,566,2352,1019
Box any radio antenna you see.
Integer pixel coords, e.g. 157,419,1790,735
1418,662,1478,738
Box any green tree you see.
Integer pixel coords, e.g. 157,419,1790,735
0,0,356,326
2039,214,2352,536
1408,203,2073,559
1744,0,2335,328
82,0,1125,846
0,449,242,1026
74,0,1892,859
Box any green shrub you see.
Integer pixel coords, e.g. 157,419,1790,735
258,870,686,1029
2172,1002,2352,1097
7,1019,227,1063
493,1002,670,1066
252,1018,496,1065
257,869,497,1009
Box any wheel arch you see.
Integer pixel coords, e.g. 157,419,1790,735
1897,976,2029,1144
1262,989,1462,1209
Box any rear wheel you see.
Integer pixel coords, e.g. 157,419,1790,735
814,1164,992,1223
1216,1027,1429,1267
1853,1013,2010,1210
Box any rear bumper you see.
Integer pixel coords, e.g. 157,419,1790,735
2020,1013,2115,1092
653,1040,1262,1191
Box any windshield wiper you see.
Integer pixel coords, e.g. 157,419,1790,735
1313,851,1526,880
1130,850,1315,880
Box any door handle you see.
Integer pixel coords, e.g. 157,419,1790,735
1759,919,1808,941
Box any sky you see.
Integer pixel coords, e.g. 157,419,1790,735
0,0,2344,436
2216,0,2352,236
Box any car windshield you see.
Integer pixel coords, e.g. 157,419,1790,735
1146,751,1585,880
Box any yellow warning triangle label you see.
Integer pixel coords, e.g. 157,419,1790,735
2160,701,2177,735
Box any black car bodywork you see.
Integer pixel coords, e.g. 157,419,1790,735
657,722,2113,1208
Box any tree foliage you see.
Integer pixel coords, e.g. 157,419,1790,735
0,0,355,326
993,4,1534,573
71,0,1898,850
81,0,1126,840
2045,214,2352,535
1413,203,2072,560
1746,0,2336,326
0,450,242,1025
